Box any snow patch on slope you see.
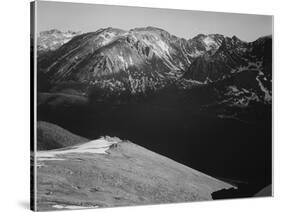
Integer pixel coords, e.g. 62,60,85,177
53,205,98,210
117,55,129,69
203,36,219,51
99,31,119,46
37,138,120,161
256,72,271,102
157,39,171,56
141,35,171,58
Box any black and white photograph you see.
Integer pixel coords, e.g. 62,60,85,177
30,1,272,211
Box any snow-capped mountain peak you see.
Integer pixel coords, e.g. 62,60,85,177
37,29,82,55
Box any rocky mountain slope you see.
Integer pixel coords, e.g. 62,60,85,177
37,27,229,94
182,35,272,120
36,122,233,211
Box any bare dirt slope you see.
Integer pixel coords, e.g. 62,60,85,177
36,135,233,211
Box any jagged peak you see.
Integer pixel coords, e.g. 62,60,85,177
230,35,246,44
39,29,62,35
193,34,205,39
192,33,224,40
100,27,125,32
129,26,175,39
231,35,238,40
38,29,82,38
186,33,225,54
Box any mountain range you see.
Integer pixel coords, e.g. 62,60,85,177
38,27,228,90
37,27,272,121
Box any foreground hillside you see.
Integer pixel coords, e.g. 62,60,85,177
37,121,88,150
36,123,233,211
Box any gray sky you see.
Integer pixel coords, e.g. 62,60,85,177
36,1,272,42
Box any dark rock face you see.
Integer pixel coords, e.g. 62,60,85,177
211,183,272,200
